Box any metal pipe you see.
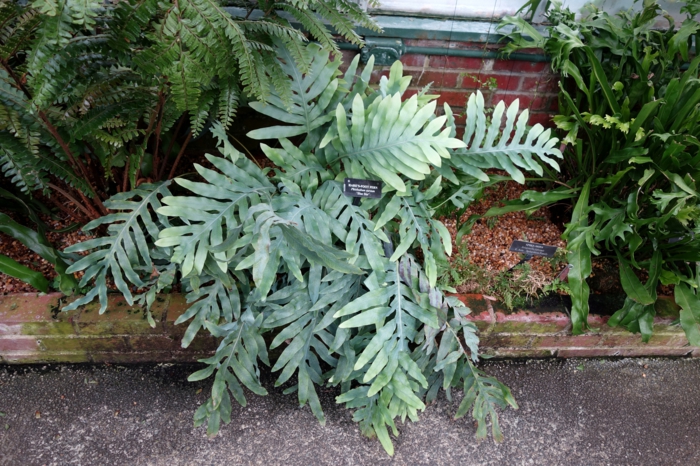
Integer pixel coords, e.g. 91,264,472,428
405,46,550,63
337,41,551,63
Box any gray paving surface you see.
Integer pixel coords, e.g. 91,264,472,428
1,358,699,465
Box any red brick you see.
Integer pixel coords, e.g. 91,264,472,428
435,90,469,108
485,348,555,358
491,92,532,110
75,295,168,336
528,112,555,127
400,54,429,67
428,55,483,70
0,293,77,336
340,50,358,64
128,335,181,352
369,68,390,84
37,335,129,352
549,98,560,112
520,76,561,93
170,351,215,363
461,73,514,91
409,70,460,88
601,333,688,347
186,336,220,352
529,95,550,112
532,334,603,348
557,347,694,358
1,351,89,364
90,352,173,364
493,60,549,73
0,336,39,351
451,110,467,125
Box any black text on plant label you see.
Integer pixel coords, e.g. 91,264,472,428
509,240,558,258
343,178,383,199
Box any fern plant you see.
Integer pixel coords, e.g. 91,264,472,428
0,0,379,223
64,44,561,454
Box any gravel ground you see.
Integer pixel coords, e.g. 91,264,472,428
1,358,699,465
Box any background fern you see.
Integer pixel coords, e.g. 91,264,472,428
0,0,379,223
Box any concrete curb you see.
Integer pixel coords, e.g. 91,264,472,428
0,292,697,364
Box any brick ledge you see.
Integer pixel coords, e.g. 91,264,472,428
0,292,697,364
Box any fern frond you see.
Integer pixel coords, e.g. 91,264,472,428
321,91,465,192
26,0,73,79
0,7,40,60
452,91,563,184
312,0,363,46
217,76,240,130
190,87,216,136
155,132,276,278
260,137,330,192
277,3,337,53
68,0,102,27
0,131,46,193
35,148,90,193
191,304,268,436
247,42,341,140
64,182,173,314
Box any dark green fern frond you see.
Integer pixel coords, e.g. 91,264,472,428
217,76,240,130
277,3,337,53
0,131,46,193
0,7,40,61
262,51,294,110
238,19,306,42
35,148,90,194
26,0,73,79
190,87,217,136
312,0,363,46
68,0,103,28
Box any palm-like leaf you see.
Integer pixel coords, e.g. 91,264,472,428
320,81,466,192
64,182,172,313
452,91,563,184
247,42,342,140
156,150,276,278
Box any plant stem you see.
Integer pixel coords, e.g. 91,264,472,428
167,130,193,180
164,113,187,162
48,183,95,219
228,134,262,169
151,92,166,180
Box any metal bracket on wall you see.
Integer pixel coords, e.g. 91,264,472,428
360,37,405,65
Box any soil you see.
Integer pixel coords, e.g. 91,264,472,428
0,209,93,294
441,175,567,276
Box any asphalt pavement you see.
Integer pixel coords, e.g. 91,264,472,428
1,358,699,465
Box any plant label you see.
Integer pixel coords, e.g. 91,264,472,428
509,240,558,258
343,178,383,199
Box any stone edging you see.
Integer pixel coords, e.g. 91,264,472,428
0,293,215,364
1,293,697,364
455,294,700,358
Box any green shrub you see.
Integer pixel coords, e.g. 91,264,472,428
499,0,700,343
63,43,562,453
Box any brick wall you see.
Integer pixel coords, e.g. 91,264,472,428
340,39,559,136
